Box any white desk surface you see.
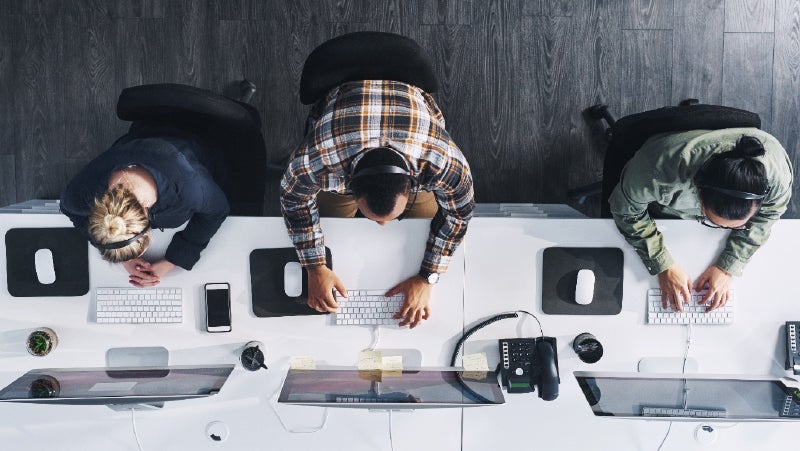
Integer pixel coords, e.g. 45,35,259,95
0,214,798,450
462,218,798,451
0,215,466,451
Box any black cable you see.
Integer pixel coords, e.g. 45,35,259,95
449,311,546,404
450,313,518,367
450,311,544,367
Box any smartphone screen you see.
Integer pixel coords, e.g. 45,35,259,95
205,283,231,332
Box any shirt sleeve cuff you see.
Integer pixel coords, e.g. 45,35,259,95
714,253,745,277
641,251,674,276
421,254,450,275
165,240,200,271
297,245,327,268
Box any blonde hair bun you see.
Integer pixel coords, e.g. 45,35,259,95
104,214,128,238
88,184,151,263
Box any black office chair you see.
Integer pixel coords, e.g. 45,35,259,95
265,31,441,177
571,100,761,217
116,82,267,216
299,31,439,105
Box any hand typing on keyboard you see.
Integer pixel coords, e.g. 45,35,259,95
693,265,732,312
306,265,347,313
657,264,732,313
385,276,432,329
647,288,734,324
306,265,433,328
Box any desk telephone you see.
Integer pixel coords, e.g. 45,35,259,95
451,312,560,401
786,321,800,376
499,337,559,400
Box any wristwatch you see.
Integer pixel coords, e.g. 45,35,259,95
419,270,440,285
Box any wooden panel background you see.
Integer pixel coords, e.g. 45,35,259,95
0,0,798,218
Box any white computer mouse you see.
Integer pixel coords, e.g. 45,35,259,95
283,261,303,297
34,248,56,284
575,269,595,305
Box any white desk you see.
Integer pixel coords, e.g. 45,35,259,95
462,218,798,450
0,215,466,451
1,214,798,450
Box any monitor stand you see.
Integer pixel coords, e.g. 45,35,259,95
105,346,169,411
373,348,422,368
637,357,698,374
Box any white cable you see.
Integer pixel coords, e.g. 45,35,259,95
271,398,329,433
130,408,144,451
656,421,672,451
268,369,329,433
682,325,693,374
388,410,395,451
656,325,693,450
369,325,381,350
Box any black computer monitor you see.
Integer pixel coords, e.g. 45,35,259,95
279,368,505,409
574,371,800,421
0,365,234,406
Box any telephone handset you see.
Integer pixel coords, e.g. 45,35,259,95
499,337,560,400
450,311,560,401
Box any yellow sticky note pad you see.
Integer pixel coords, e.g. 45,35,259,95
381,355,403,371
358,350,383,370
289,356,316,370
463,352,490,371
462,371,489,381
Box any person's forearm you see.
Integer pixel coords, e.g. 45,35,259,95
612,211,674,275
715,215,776,276
421,210,470,274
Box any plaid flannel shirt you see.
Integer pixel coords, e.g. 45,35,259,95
280,80,474,275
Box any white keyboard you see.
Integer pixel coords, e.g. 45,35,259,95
642,407,727,418
95,287,183,324
333,290,403,326
646,288,733,325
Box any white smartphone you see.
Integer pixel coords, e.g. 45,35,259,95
205,283,231,333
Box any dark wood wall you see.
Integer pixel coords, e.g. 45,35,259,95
1,0,798,217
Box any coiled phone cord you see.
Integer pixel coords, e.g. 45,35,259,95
450,310,544,367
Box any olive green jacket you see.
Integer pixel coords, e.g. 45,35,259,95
609,128,793,276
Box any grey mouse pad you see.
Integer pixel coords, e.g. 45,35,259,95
541,247,623,315
249,247,332,318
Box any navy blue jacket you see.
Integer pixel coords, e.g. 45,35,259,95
60,128,229,270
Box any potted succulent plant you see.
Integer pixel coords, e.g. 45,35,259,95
26,327,58,357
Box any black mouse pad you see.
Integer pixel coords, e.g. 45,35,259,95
5,228,90,297
249,247,333,317
541,247,623,315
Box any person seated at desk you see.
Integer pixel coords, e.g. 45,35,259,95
60,123,230,287
609,130,792,313
280,80,474,329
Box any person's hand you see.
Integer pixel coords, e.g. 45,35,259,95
694,265,732,312
387,275,432,329
122,258,175,287
306,265,346,313
122,257,158,287
657,264,693,312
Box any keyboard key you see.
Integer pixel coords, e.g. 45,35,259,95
642,406,727,418
95,287,183,324
333,290,403,326
646,288,733,325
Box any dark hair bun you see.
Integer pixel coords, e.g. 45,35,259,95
733,136,766,158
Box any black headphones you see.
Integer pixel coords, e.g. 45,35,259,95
88,223,151,250
348,147,419,189
696,184,768,200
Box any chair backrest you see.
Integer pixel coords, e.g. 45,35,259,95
299,31,439,105
600,104,761,217
116,83,266,216
117,83,261,131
